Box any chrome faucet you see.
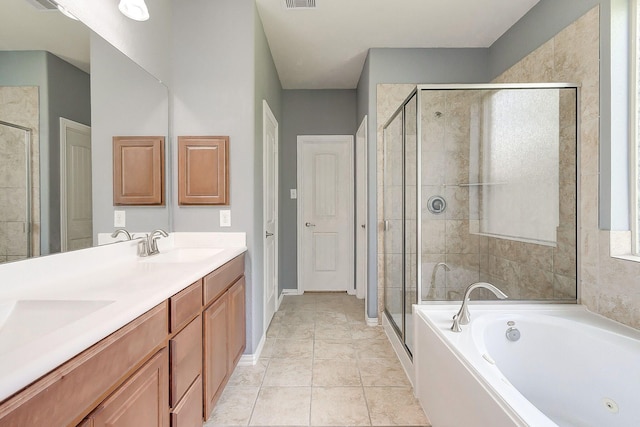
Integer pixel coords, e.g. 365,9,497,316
136,229,169,257
430,262,450,287
147,229,169,256
111,229,132,241
451,282,508,332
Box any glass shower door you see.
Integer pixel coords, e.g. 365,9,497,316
383,111,403,332
0,121,32,263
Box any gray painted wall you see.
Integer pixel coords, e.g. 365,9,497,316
46,52,91,253
171,0,278,353
90,33,169,240
0,50,90,255
279,89,357,292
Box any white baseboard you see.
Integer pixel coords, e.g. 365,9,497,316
366,315,379,326
277,291,284,310
281,288,302,295
238,332,265,366
382,312,414,388
347,287,356,296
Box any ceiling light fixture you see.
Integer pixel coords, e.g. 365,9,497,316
118,0,150,21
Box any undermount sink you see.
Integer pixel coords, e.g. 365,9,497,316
0,299,114,355
141,247,225,263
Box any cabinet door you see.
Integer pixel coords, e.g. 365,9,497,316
88,348,169,427
227,277,246,371
113,136,165,205
178,136,229,205
203,295,229,418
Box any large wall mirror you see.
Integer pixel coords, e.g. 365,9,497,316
0,0,170,264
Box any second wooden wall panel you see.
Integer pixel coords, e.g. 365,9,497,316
178,136,229,205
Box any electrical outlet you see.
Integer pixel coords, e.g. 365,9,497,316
290,189,297,199
114,210,126,227
220,210,231,227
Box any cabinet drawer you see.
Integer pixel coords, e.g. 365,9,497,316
170,279,202,333
170,376,203,427
169,315,202,407
203,254,244,305
0,302,168,427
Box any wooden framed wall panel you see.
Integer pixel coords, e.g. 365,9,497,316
113,136,165,205
178,136,229,205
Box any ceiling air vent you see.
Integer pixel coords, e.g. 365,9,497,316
24,0,58,11
284,0,316,10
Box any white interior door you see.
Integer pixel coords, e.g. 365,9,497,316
60,118,92,252
263,100,279,328
297,135,354,292
356,117,368,300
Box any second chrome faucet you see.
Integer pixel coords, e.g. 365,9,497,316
451,282,508,332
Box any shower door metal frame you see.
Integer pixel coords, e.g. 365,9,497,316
383,82,582,325
0,120,33,258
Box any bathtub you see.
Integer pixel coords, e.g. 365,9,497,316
413,304,640,427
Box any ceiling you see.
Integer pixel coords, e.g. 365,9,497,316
2,0,541,89
256,0,541,89
1,0,90,72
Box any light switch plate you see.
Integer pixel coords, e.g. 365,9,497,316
220,210,231,227
290,189,297,199
114,210,126,227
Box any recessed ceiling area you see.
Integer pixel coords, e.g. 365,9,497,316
256,0,541,89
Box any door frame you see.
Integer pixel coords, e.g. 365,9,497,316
356,116,368,302
263,100,279,329
60,117,91,252
296,135,354,294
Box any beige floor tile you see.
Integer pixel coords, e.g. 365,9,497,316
353,339,396,359
314,339,356,359
350,323,387,340
358,358,410,387
263,358,312,386
314,322,351,340
249,386,312,426
273,338,314,358
311,387,371,426
228,359,269,387
261,337,277,358
312,359,361,386
205,386,259,426
364,387,430,426
279,322,315,339
266,322,281,338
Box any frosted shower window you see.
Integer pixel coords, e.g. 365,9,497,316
474,89,559,245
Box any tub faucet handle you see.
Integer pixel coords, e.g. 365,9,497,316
451,282,508,332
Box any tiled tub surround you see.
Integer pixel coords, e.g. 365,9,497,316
0,232,246,401
0,86,40,262
206,292,429,427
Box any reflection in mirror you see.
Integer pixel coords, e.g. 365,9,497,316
0,0,169,264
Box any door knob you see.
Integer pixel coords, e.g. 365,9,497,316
265,231,274,238
361,224,366,229
305,222,316,227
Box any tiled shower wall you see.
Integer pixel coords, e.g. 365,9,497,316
0,86,40,263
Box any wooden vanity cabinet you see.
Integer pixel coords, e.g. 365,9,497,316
0,255,246,427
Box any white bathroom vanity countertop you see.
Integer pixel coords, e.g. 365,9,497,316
0,232,247,402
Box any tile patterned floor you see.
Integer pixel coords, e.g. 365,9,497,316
204,292,430,427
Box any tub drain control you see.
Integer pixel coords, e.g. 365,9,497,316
505,327,521,342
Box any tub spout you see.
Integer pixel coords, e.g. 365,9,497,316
451,282,508,332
